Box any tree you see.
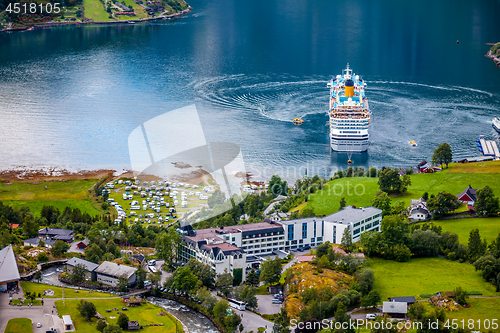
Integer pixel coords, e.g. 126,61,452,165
432,143,452,168
273,308,291,333
155,228,181,270
411,229,441,257
85,243,103,263
225,313,242,333
213,299,229,322
398,175,412,194
454,286,468,305
468,229,486,262
22,215,39,238
77,300,97,321
316,242,330,258
475,185,500,216
422,192,429,201
96,319,108,332
381,215,410,246
208,189,226,208
196,287,218,312
372,191,392,216
240,285,258,308
427,191,460,216
116,275,129,292
340,228,352,252
187,258,216,288
117,313,129,330
473,255,499,282
361,290,380,309
300,206,315,218
216,269,234,297
259,256,282,285
357,268,374,295
339,197,346,211
70,263,87,285
378,168,404,193
333,302,354,333
103,324,122,333
172,267,199,295
268,175,288,197
148,272,162,289
245,269,259,287
392,243,412,262
37,252,49,262
136,265,147,289
51,240,70,257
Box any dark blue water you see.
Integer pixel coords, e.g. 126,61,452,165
1,0,500,180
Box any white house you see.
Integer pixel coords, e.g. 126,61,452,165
407,198,431,221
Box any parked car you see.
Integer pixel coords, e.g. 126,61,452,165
272,299,283,304
37,323,42,328
366,314,377,320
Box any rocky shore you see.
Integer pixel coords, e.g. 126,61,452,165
485,43,500,67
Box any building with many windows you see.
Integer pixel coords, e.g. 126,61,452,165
178,207,381,278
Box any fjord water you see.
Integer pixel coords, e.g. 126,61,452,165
1,0,500,180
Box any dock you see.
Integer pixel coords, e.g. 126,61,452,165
478,135,500,158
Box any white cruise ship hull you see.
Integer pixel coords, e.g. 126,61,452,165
331,140,369,152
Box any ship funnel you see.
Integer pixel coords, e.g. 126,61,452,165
344,79,354,98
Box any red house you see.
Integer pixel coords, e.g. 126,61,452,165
418,160,442,173
456,185,478,203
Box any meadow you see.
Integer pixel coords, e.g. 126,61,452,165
368,257,499,301
5,318,33,333
55,298,180,333
21,282,115,299
431,217,500,245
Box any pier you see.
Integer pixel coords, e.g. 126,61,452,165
478,135,500,159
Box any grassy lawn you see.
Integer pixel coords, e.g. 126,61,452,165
369,257,499,301
82,0,115,21
430,217,500,245
55,298,180,333
21,282,115,299
0,179,101,216
5,318,33,333
120,0,148,19
307,177,380,215
10,299,43,306
445,298,500,323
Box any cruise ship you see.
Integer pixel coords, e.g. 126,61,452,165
327,65,370,152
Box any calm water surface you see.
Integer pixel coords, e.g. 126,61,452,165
1,0,500,180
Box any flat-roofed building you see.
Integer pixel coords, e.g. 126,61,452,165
94,261,137,286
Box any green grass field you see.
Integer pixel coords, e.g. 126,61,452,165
0,179,101,216
83,0,115,21
307,177,380,215
430,217,500,245
305,162,500,216
5,318,33,333
445,298,500,324
21,282,115,299
10,299,43,306
55,298,180,333
369,257,499,301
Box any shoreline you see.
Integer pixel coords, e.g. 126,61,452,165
0,6,192,33
485,50,500,67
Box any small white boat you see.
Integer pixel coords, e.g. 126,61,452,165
493,117,500,133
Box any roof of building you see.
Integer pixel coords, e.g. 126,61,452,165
131,254,145,262
199,242,243,256
0,245,20,284
325,206,382,225
388,296,416,304
24,238,57,247
410,207,430,216
94,261,137,279
183,222,283,245
457,185,478,202
39,228,73,237
331,247,347,255
66,257,99,272
383,301,407,314
297,255,316,262
62,315,73,326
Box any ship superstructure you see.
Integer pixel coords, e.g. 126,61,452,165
327,65,370,152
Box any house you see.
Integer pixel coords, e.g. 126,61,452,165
94,261,137,286
38,228,74,242
388,296,416,305
418,160,442,173
456,185,478,203
76,239,89,250
128,321,140,330
407,198,431,221
23,237,56,248
62,315,74,330
0,245,20,292
383,301,407,318
66,257,99,282
131,254,145,263
331,247,347,255
269,211,290,222
398,167,406,176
